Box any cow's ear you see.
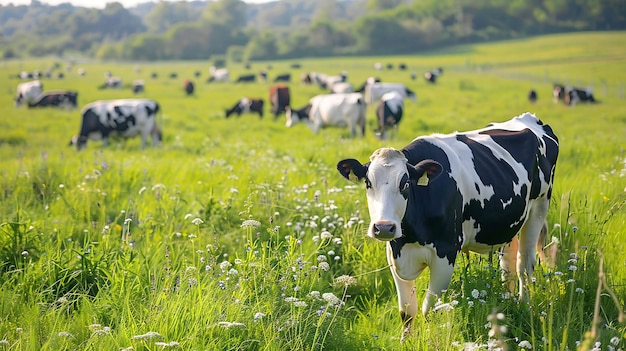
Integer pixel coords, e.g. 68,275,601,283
337,159,367,182
408,160,443,186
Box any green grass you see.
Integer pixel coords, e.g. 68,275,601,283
0,31,625,350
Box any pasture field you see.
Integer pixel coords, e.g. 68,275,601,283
0,31,625,350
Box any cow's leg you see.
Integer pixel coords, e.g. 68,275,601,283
517,199,549,301
422,256,454,316
500,236,519,293
387,245,418,341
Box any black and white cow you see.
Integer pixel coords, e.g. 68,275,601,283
424,68,443,84
71,99,162,150
225,98,264,118
132,80,145,94
14,80,43,107
27,90,78,109
564,87,596,106
285,93,366,137
528,89,538,103
337,112,558,340
375,91,404,140
364,82,416,105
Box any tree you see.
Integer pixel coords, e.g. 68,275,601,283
204,0,247,28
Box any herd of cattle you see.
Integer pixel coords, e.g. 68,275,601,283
12,63,597,150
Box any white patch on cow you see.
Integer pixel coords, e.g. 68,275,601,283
15,80,43,107
389,242,434,280
501,197,513,209
287,93,365,137
381,91,403,113
365,148,409,239
365,82,416,105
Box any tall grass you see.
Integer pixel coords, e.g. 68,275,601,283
0,32,625,350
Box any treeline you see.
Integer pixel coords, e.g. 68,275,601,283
1,0,624,62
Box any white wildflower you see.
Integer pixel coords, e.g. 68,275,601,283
518,340,532,349
241,219,261,228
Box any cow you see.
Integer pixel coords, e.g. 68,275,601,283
169,72,178,79
364,82,416,105
564,87,596,106
552,84,596,105
99,76,122,89
184,80,195,96
236,74,256,83
225,98,264,119
27,90,78,109
336,112,558,341
71,99,162,150
14,80,43,107
132,80,145,94
274,73,291,82
285,93,366,137
269,84,290,119
375,91,404,140
208,67,229,82
424,68,443,84
528,89,537,103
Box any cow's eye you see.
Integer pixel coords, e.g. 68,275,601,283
399,174,410,198
365,177,372,189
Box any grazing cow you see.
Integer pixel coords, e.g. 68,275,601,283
99,76,122,89
225,98,264,118
71,99,162,150
374,62,383,70
528,89,537,103
236,74,256,83
274,73,291,82
376,91,404,140
564,87,596,106
194,70,202,78
336,112,558,341
208,67,229,82
27,90,78,109
269,84,290,119
184,80,195,96
290,63,302,69
259,70,268,82
552,84,596,105
398,63,408,70
132,80,145,94
424,68,443,84
14,80,43,107
151,72,158,79
169,72,178,79
285,93,366,137
364,82,416,105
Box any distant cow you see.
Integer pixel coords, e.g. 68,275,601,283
71,99,162,150
364,82,417,105
274,73,291,82
151,72,158,79
27,90,78,109
269,84,290,119
225,98,264,118
424,68,443,84
14,80,43,107
336,112,559,341
133,80,145,94
184,80,195,96
528,89,538,103
169,72,178,79
552,84,596,105
99,76,122,89
236,74,256,83
285,93,366,137
208,67,229,82
376,91,404,139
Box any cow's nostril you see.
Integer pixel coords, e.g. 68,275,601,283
374,223,396,237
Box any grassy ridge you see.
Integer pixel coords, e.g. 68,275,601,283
0,31,625,350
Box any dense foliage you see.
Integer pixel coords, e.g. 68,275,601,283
1,0,625,61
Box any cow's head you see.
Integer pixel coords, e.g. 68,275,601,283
284,104,311,128
337,148,442,241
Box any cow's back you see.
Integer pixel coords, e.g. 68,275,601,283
402,113,558,248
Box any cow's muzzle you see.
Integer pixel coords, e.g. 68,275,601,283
372,221,397,241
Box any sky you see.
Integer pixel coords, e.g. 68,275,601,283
0,0,274,8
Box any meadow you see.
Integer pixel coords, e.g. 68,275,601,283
0,31,625,350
